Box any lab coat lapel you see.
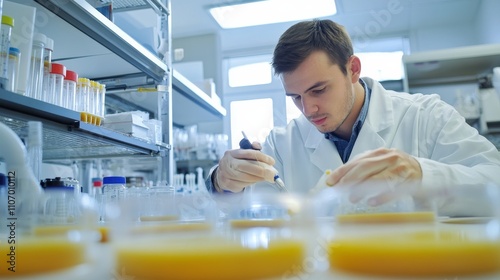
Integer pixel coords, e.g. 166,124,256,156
349,124,386,159
349,77,394,160
300,117,343,171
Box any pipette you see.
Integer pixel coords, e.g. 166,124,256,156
239,132,288,192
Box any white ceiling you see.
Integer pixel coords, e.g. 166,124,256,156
171,0,481,52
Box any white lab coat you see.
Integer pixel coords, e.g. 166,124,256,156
260,77,500,216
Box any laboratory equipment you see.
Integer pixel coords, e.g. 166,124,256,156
41,36,53,101
478,75,500,134
317,184,500,277
26,121,42,182
46,63,66,106
239,132,287,192
0,15,13,89
6,46,20,92
101,175,126,221
63,69,78,110
25,33,46,100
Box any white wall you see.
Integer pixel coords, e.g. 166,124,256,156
477,0,500,44
409,23,478,52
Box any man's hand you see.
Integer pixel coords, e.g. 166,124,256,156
326,148,422,205
214,143,278,193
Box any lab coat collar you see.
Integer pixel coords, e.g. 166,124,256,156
297,77,394,170
362,77,394,132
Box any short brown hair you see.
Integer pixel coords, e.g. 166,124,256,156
272,19,353,75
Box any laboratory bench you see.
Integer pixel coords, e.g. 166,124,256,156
3,194,500,280
4,220,500,280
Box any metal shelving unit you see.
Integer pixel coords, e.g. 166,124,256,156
3,0,226,183
34,0,169,83
1,0,175,183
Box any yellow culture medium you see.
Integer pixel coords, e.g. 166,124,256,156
33,225,110,243
329,230,500,276
335,211,436,224
115,237,305,280
229,218,289,228
0,237,86,276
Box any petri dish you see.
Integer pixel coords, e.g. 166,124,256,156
314,182,500,277
114,236,305,280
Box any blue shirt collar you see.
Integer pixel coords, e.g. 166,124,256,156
325,78,371,162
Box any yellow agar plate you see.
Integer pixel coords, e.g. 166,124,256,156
329,230,500,276
130,222,212,235
115,238,305,280
0,237,86,276
230,219,288,228
336,211,435,224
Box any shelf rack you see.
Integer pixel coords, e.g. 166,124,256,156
0,90,169,161
34,0,168,83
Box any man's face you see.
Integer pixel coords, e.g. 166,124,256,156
281,51,358,135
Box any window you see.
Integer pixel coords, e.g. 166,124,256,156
286,96,302,123
228,62,272,87
229,98,274,149
356,51,404,81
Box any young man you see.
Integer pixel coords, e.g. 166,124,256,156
208,19,500,216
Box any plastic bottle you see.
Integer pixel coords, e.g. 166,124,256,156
92,177,103,198
41,177,77,225
0,15,13,89
25,33,46,100
46,63,66,106
63,69,78,110
102,176,126,221
196,167,207,192
6,46,20,92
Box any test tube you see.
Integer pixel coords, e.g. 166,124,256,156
6,46,20,92
63,70,78,110
47,63,66,106
99,83,106,124
88,80,97,124
77,78,90,122
25,33,46,99
41,37,53,102
93,81,101,124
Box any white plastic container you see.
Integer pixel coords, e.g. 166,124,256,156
0,15,13,89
